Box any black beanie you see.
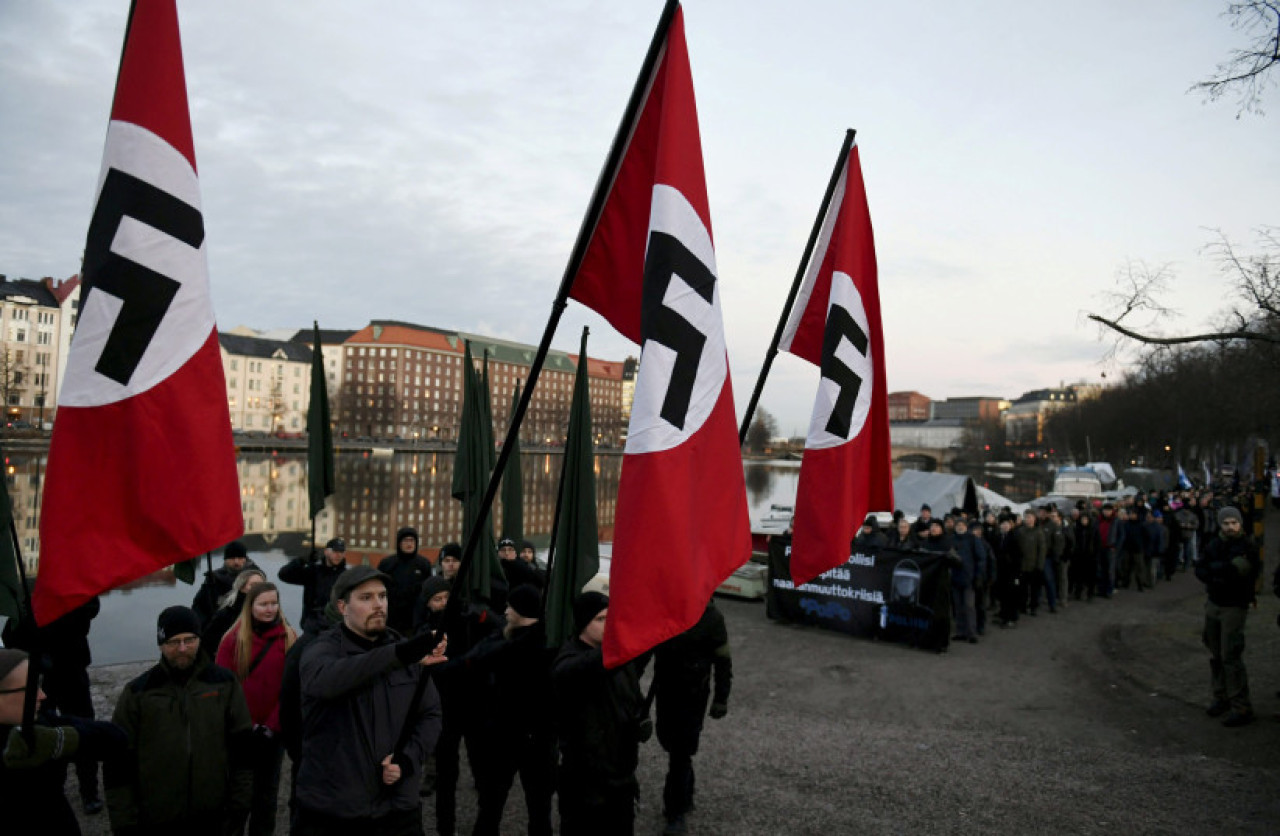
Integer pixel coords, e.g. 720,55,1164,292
420,575,451,603
572,591,609,635
508,584,541,619
439,542,462,560
224,541,248,560
156,606,201,645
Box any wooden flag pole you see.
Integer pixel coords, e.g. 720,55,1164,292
737,128,857,447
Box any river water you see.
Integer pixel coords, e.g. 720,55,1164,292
3,448,1048,664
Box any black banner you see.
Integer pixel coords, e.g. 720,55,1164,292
766,536,952,650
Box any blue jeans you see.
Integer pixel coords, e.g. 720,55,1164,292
1043,557,1060,609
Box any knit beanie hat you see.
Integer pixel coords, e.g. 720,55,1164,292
420,575,451,603
508,584,541,619
572,591,609,635
156,606,201,644
224,541,248,560
0,648,27,684
1218,506,1243,527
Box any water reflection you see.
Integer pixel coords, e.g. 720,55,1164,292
12,448,623,577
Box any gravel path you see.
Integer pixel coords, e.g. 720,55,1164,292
72,552,1280,835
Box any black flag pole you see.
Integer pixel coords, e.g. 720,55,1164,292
11,515,39,745
444,0,680,622
737,128,857,447
397,2,681,763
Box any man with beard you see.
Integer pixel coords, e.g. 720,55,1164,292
105,606,253,836
378,527,433,635
1196,507,1261,727
295,567,445,835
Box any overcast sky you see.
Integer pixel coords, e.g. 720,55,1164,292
2,1,1276,435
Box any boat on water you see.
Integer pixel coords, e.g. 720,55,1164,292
749,503,793,557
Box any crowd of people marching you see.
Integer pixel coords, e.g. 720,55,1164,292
1,483,1272,836
0,529,727,836
850,481,1268,727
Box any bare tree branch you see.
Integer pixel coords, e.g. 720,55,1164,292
1191,1,1280,116
1087,313,1280,345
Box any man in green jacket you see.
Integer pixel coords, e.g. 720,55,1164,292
105,606,253,836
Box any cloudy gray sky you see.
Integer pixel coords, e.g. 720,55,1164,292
2,1,1276,434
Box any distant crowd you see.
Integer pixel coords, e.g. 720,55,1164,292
846,481,1270,727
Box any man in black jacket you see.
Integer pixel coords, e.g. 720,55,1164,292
465,584,557,836
654,600,732,835
1195,506,1261,727
552,592,647,836
378,527,433,635
279,537,350,634
191,541,258,627
295,566,445,835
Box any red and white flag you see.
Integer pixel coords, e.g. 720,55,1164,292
33,0,242,623
778,140,893,586
569,2,750,667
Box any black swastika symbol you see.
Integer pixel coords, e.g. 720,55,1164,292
81,168,202,386
641,230,717,431
819,303,869,437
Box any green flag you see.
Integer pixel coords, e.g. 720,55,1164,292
307,322,336,520
545,328,600,648
172,555,199,585
0,446,25,632
500,381,524,544
452,342,499,603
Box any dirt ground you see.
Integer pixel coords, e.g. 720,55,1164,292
72,519,1280,835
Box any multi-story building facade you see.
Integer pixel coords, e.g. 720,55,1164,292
337,321,465,441
0,276,66,426
931,396,1009,425
219,333,313,434
1004,387,1079,447
887,390,932,423
289,328,355,414
333,321,628,447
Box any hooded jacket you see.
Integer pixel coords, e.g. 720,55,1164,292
378,527,433,634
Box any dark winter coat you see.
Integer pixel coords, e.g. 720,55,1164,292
296,624,443,820
1013,524,1046,573
460,620,556,745
105,655,253,832
278,556,349,634
654,603,732,754
949,532,983,589
552,638,645,794
192,560,261,627
1195,532,1261,608
377,551,434,635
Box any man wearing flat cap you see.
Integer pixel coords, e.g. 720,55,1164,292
1195,505,1261,727
279,537,350,634
105,606,253,836
295,566,446,834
